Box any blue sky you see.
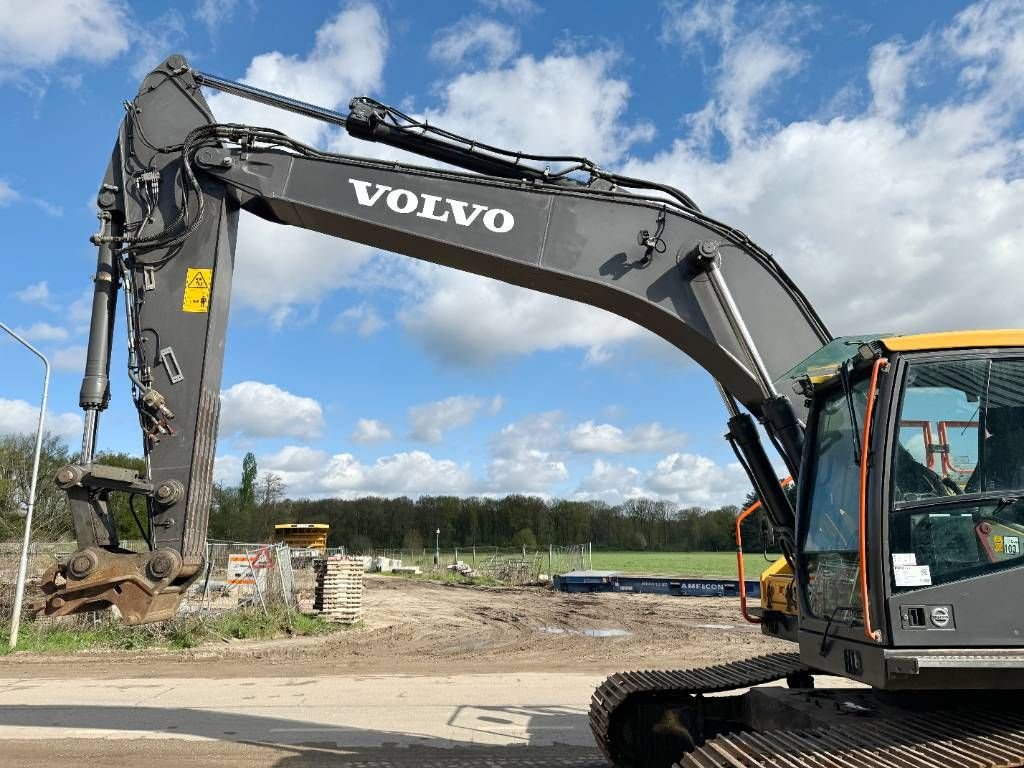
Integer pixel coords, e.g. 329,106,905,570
1,0,1021,505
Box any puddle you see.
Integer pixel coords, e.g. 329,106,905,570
540,626,632,638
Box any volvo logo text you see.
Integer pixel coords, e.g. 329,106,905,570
348,179,515,233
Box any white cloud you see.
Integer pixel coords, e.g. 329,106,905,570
219,381,324,440
645,452,750,507
0,180,17,205
15,281,51,306
409,394,500,442
323,450,473,496
332,303,385,337
0,182,60,217
217,445,473,497
485,451,568,493
574,459,645,504
51,345,86,372
423,49,652,163
214,453,242,485
565,420,685,454
662,1,808,147
868,38,927,118
485,412,568,492
476,0,539,16
205,4,387,145
207,5,388,318
660,0,737,50
68,288,93,330
194,0,240,34
129,10,186,80
0,0,131,79
574,452,749,507
401,268,644,366
431,18,519,68
13,323,68,342
485,411,695,497
494,411,685,458
0,398,82,441
626,0,1024,337
351,418,392,444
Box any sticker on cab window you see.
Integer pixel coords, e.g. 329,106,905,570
894,564,932,587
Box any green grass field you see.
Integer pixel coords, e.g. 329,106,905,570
588,551,780,578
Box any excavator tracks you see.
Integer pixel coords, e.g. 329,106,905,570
589,652,808,768
679,708,1024,768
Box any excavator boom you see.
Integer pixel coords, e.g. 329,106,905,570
41,55,828,623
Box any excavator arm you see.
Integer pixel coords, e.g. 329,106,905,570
39,56,829,623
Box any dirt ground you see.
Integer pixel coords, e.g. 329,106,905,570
0,575,790,679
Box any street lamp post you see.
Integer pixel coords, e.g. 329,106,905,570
1,322,51,649
434,527,440,568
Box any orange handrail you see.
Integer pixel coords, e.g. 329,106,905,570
736,476,792,624
858,357,887,643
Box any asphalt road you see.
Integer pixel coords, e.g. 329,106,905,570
0,672,610,767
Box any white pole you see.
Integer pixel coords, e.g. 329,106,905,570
2,322,51,649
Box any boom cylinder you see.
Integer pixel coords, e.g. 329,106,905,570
79,212,120,463
726,412,796,555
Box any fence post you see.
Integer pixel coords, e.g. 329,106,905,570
548,545,553,578
199,541,214,615
473,545,476,567
248,545,267,615
589,542,593,570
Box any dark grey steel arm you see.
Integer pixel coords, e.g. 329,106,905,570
40,56,827,623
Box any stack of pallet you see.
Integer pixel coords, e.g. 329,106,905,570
312,555,364,624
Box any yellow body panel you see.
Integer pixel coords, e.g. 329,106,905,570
761,557,798,616
882,329,1024,353
274,523,329,552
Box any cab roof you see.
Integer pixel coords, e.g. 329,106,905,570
779,330,1024,388
880,330,1024,352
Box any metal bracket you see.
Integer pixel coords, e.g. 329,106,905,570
158,346,184,384
143,266,156,291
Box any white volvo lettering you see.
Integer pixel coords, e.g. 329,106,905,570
415,194,450,223
348,178,515,233
386,188,418,214
446,200,487,228
482,208,514,234
348,179,391,207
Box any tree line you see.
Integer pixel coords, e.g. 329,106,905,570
0,436,776,553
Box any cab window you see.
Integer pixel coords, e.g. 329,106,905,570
890,357,1024,591
801,376,869,619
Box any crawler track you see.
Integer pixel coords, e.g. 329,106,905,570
589,652,807,767
679,709,1024,767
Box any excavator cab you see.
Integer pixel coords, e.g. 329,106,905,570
789,331,1024,690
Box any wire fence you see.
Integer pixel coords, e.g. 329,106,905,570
0,537,309,631
0,535,590,630
180,541,300,617
368,543,592,584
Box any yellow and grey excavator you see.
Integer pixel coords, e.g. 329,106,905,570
38,56,1024,767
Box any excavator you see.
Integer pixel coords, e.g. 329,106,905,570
35,55,1024,767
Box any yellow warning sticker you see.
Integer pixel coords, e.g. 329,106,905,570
182,268,212,313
